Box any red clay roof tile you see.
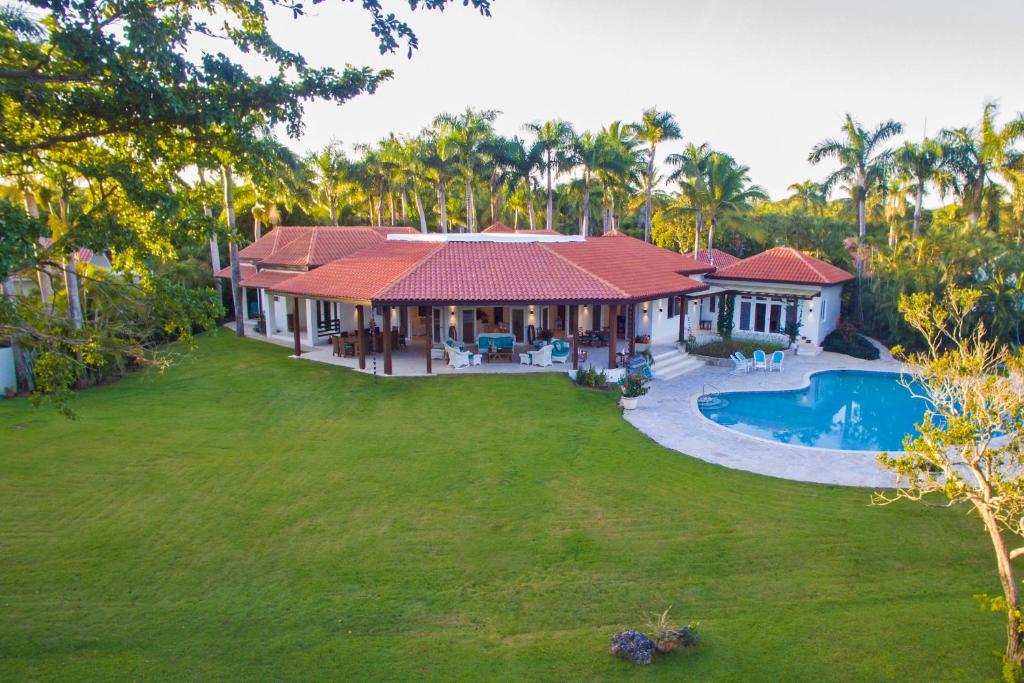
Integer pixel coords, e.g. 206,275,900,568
707,246,853,285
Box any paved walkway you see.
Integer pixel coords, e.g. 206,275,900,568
623,347,906,488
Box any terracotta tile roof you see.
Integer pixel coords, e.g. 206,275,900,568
239,226,418,267
481,221,514,233
546,231,710,299
519,229,560,235
707,246,854,286
377,242,627,303
272,241,442,302
238,270,300,289
215,264,257,281
237,227,311,261
696,248,740,268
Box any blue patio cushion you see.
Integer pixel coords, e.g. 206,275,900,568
551,339,571,357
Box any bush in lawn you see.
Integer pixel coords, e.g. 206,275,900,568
610,630,654,665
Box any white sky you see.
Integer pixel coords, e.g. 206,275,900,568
245,0,1023,200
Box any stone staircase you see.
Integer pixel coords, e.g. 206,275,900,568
648,345,704,381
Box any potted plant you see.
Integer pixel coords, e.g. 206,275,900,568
619,371,649,409
645,607,699,654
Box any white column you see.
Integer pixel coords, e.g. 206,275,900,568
263,289,275,336
305,298,317,347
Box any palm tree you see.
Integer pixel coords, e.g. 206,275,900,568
940,102,1024,227
421,125,457,233
786,180,827,216
524,119,574,231
894,138,944,239
434,108,499,232
568,131,607,236
809,114,903,273
629,108,682,242
304,143,350,225
594,121,643,232
666,142,714,255
699,153,768,252
493,136,542,230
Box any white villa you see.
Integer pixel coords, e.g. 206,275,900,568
217,223,853,377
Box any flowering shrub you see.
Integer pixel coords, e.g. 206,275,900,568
619,371,649,398
610,630,654,665
670,625,699,649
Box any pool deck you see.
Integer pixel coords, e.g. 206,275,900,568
623,344,906,488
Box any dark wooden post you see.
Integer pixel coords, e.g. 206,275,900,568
678,296,686,342
292,296,301,356
608,304,618,369
382,305,393,375
426,331,432,374
628,303,637,357
571,305,579,371
356,304,366,370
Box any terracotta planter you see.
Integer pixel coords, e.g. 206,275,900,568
654,640,677,654
621,396,639,410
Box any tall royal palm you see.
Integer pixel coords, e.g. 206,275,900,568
568,131,607,236
630,108,682,242
525,119,574,231
666,142,713,255
498,136,543,230
594,121,643,233
894,138,944,239
434,108,498,232
940,102,1024,227
303,142,350,225
700,153,767,252
786,180,827,216
421,126,457,233
809,114,903,273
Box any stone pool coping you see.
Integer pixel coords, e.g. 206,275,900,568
622,347,907,488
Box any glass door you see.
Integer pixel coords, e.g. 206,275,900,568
460,309,476,343
432,307,442,343
511,307,525,342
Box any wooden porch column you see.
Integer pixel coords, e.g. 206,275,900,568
608,304,618,369
571,305,579,371
426,331,432,374
292,296,301,356
382,305,393,375
356,304,366,370
628,303,637,357
678,296,686,342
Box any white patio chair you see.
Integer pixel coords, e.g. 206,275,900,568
768,350,785,372
752,349,767,372
447,346,471,369
730,352,751,374
529,344,554,367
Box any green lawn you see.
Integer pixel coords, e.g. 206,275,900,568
0,333,1005,681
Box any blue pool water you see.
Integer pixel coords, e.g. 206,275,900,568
698,370,931,451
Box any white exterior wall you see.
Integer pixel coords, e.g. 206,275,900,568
635,298,682,344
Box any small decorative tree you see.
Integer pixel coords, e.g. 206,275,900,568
717,293,735,339
874,287,1024,672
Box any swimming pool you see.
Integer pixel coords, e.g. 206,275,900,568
698,370,931,451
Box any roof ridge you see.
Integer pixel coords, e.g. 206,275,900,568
540,242,630,297
795,249,831,281
306,228,318,265
372,242,447,298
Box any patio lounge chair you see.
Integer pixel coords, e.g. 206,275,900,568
768,350,785,372
753,349,767,371
731,352,751,374
550,339,571,364
447,345,474,369
528,344,554,367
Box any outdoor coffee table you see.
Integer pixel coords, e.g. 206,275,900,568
488,347,513,362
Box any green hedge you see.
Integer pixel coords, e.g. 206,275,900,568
690,338,786,359
822,330,880,360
